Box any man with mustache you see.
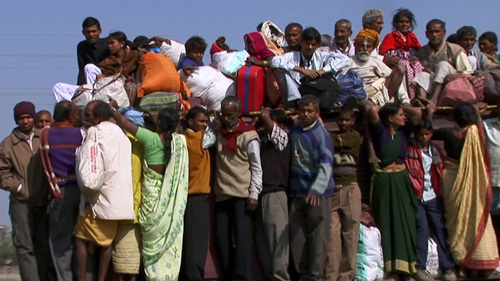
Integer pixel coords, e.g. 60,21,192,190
362,9,385,60
214,96,263,281
348,29,409,106
414,19,473,104
456,25,499,71
347,29,410,163
40,101,83,281
331,19,355,57
283,22,303,53
0,102,51,281
362,9,385,35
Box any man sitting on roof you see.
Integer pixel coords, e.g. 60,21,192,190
271,27,349,104
456,26,500,71
346,28,410,163
362,9,385,60
177,36,207,70
413,19,473,104
331,19,355,57
77,17,109,85
348,29,409,106
283,22,303,53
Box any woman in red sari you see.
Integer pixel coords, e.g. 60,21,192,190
379,8,424,101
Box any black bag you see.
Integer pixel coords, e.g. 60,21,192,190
298,76,340,111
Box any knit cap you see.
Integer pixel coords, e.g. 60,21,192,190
13,101,36,121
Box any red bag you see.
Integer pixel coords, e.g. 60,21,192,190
236,65,265,115
438,76,478,106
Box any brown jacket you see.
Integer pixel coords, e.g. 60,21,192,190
100,50,139,78
0,128,49,205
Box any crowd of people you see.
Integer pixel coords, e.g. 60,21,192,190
2,6,500,281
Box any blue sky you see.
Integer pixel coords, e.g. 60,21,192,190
0,0,498,227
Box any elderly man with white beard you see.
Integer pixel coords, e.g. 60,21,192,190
343,28,411,163
348,28,410,106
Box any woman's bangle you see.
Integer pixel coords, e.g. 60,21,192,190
262,60,268,66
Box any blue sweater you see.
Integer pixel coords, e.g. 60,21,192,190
289,120,334,197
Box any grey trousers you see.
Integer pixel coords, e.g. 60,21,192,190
255,191,290,281
289,196,331,281
325,183,361,281
9,197,51,281
49,183,81,281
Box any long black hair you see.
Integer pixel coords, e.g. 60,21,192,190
392,8,416,32
453,102,478,128
379,102,401,126
157,108,179,165
109,31,128,49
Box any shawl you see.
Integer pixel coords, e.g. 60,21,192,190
417,42,464,70
221,119,255,154
140,133,189,278
244,32,275,60
259,20,285,48
100,49,139,77
262,32,284,56
443,125,499,269
484,52,500,64
379,31,422,55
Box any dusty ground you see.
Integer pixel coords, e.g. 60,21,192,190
0,266,19,281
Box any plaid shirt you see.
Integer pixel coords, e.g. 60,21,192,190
268,123,288,152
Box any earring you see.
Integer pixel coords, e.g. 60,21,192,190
120,45,123,48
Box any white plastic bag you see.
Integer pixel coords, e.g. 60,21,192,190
76,127,104,203
160,40,186,67
212,50,249,77
72,74,130,109
355,224,385,281
179,66,234,111
426,238,440,278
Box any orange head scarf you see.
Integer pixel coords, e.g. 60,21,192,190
354,28,380,48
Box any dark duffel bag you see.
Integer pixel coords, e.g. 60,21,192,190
299,76,341,111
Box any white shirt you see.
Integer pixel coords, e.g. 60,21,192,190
468,55,478,71
271,50,350,85
91,121,135,220
420,146,436,202
247,139,263,199
484,118,500,187
331,38,355,57
348,56,410,104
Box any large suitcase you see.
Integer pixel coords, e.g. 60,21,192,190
236,65,265,115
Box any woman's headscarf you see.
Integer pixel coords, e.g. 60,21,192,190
244,32,276,60
210,36,231,56
258,20,286,48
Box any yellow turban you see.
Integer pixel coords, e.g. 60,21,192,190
354,28,380,48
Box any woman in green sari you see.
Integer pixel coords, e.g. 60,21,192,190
111,102,189,281
368,102,424,281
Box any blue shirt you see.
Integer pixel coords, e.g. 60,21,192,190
177,56,204,70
